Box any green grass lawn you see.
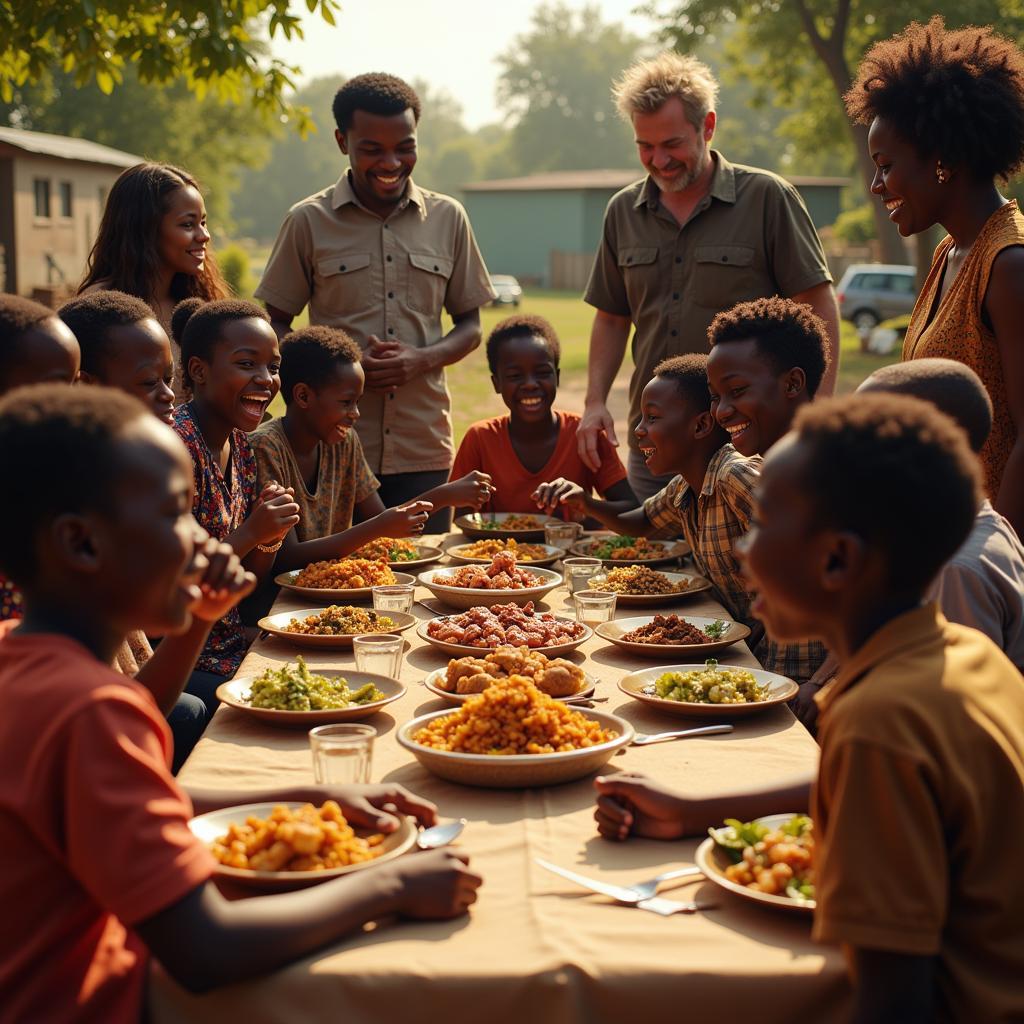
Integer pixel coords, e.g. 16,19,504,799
267,290,900,444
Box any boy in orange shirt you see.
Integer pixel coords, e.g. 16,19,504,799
592,394,1024,1022
451,314,635,516
0,386,481,1022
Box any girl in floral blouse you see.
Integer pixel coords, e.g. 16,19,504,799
172,299,299,700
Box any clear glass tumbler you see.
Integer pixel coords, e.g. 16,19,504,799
352,633,403,677
372,583,415,614
309,723,375,784
562,556,603,594
573,589,617,625
544,521,582,551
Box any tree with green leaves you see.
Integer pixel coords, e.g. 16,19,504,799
646,0,1024,263
495,3,642,174
0,0,340,134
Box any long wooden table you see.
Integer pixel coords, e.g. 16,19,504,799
149,540,851,1022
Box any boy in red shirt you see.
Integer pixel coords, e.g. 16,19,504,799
0,385,481,1022
451,314,636,516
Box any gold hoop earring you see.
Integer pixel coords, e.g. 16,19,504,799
936,164,950,184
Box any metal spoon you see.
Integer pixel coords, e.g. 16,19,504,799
632,724,733,746
417,818,467,850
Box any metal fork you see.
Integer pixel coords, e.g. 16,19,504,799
627,865,705,900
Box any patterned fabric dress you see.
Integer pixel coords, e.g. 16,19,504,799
173,403,258,676
903,201,1024,498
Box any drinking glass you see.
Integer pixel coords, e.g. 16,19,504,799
545,521,582,551
562,556,602,595
309,724,375,784
352,633,403,677
573,589,617,625
372,583,415,614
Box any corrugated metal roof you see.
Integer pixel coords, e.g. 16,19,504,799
463,169,851,192
0,126,141,168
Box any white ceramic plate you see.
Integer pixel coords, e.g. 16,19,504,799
596,615,751,658
694,813,815,913
275,569,415,602
189,802,417,890
422,666,597,704
418,565,562,610
257,608,417,648
586,570,712,606
454,511,561,541
446,541,563,567
416,615,591,658
215,670,405,728
617,663,798,718
397,707,633,788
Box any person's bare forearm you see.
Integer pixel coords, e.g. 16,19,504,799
275,515,405,571
584,311,631,406
140,868,402,992
576,497,652,536
135,619,214,716
420,310,482,372
682,778,814,837
792,282,840,395
994,440,1024,536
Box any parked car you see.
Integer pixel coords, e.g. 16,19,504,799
490,275,522,307
836,264,917,330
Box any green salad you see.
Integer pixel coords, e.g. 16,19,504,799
709,815,815,901
590,535,638,559
653,658,767,704
248,657,384,711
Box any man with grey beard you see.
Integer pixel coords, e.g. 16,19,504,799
578,52,839,500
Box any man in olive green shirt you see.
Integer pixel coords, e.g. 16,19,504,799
256,73,495,531
579,53,839,500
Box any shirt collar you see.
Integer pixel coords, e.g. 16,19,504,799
634,150,736,211
815,602,947,717
331,171,426,216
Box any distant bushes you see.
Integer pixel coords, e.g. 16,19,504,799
219,244,255,298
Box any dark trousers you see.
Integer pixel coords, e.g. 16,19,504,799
167,693,207,775
376,470,452,533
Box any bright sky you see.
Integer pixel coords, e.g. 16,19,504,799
270,0,661,129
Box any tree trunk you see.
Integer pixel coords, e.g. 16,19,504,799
790,0,908,267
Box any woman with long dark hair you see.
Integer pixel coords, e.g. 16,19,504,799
79,162,230,397
846,17,1024,534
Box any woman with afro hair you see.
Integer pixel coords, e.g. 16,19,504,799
846,17,1024,534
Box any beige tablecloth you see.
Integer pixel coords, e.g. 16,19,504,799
150,541,850,1022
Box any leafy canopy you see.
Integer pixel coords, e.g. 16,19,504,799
0,0,341,133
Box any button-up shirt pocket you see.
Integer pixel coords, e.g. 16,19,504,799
616,245,659,315
692,244,761,310
408,251,454,317
315,251,373,319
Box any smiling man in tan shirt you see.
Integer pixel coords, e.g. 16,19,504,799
256,73,495,531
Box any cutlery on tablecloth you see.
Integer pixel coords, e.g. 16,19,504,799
417,819,467,850
535,858,712,915
631,724,733,746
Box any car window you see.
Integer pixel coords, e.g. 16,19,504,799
889,274,916,294
858,273,890,290
849,274,865,289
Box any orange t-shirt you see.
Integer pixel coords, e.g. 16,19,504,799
450,410,627,515
0,621,215,1023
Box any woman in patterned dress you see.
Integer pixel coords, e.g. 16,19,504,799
846,17,1024,535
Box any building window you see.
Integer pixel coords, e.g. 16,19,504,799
59,182,73,218
34,178,51,218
